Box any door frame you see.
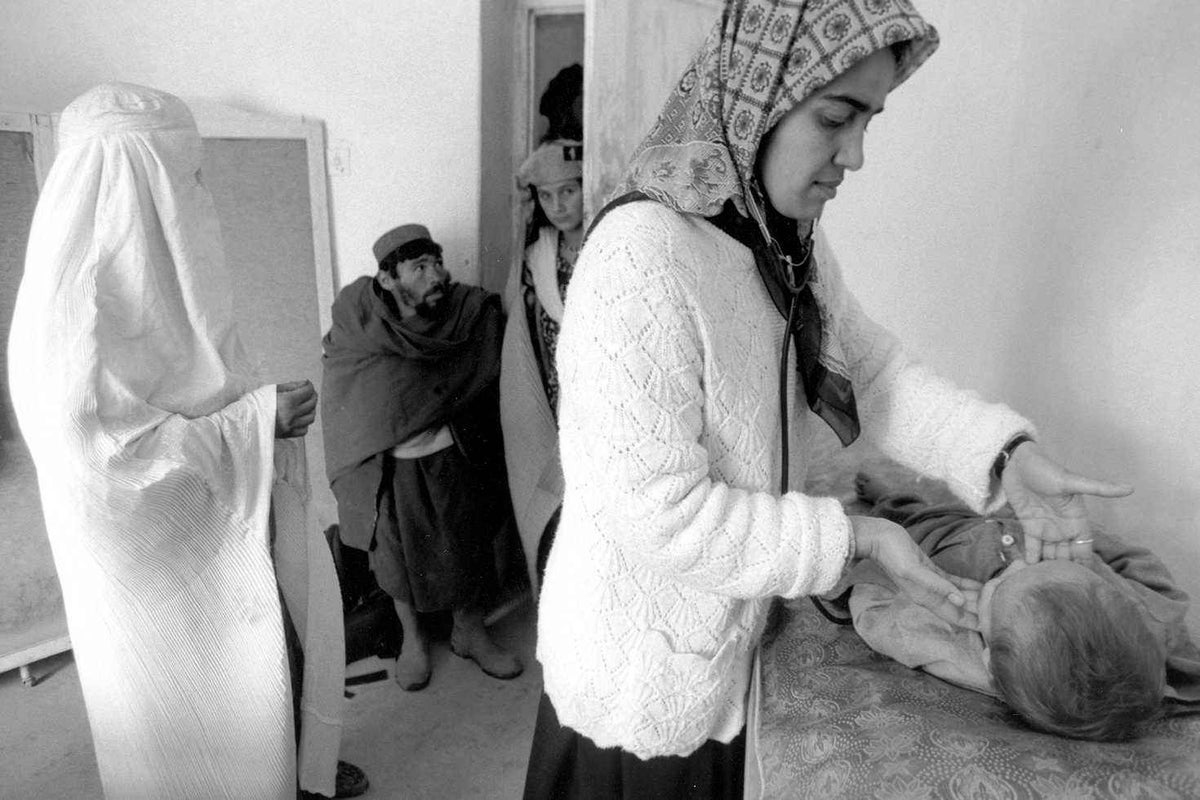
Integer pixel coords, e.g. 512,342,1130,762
513,1,585,161
509,0,585,288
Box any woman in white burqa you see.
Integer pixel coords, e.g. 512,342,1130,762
8,83,346,799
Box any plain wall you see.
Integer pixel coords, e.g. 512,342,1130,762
0,0,484,288
822,2,1200,618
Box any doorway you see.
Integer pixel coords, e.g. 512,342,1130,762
478,1,583,296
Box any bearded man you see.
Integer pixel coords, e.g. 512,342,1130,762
321,224,521,690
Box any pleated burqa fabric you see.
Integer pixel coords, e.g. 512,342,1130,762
7,83,342,798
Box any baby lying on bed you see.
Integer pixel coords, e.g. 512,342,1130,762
844,469,1200,741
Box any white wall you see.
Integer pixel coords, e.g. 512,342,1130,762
0,0,484,288
823,2,1200,616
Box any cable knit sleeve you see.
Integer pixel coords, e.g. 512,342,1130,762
811,231,1033,513
555,204,852,600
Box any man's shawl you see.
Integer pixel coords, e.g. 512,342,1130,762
321,277,504,483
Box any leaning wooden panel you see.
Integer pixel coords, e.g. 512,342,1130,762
189,103,338,532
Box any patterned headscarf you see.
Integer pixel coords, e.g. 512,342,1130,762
618,0,938,217
603,0,938,456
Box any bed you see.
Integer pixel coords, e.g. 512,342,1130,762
747,435,1200,800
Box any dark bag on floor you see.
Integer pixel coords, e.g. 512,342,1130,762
324,524,402,663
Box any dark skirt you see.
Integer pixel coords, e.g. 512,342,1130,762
523,692,745,800
368,448,505,612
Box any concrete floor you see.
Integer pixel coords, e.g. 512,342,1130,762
0,599,541,800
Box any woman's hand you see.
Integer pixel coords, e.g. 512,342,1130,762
275,380,318,438
1002,442,1133,563
851,516,981,630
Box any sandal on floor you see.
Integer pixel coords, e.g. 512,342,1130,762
335,760,369,798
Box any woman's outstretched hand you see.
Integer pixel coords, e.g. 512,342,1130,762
851,516,981,630
275,379,318,438
1002,441,1133,563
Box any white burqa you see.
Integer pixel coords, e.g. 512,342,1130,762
7,83,343,799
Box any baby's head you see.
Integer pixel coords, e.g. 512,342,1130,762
978,558,1164,740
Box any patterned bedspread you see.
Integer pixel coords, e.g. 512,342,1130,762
750,437,1200,799
753,598,1200,799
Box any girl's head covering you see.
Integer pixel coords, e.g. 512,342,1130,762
517,139,584,192
618,0,938,217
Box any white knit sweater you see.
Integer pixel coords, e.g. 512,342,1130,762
536,201,1030,759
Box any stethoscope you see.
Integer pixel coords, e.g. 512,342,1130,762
746,180,815,497
747,183,853,625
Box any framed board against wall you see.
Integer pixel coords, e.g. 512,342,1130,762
0,100,335,685
0,111,61,686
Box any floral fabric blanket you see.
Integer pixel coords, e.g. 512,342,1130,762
752,442,1200,800
754,598,1200,799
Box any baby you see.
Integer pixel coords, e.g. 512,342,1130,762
845,469,1200,741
